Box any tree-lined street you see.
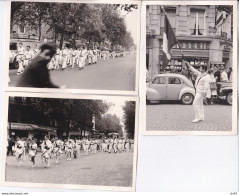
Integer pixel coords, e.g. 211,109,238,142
6,150,134,187
9,53,136,91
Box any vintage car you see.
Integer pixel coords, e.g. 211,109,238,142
9,42,19,69
217,82,232,105
146,73,195,105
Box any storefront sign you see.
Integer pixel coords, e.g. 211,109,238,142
159,40,210,50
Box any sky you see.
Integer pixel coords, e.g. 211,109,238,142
104,98,126,132
121,6,140,45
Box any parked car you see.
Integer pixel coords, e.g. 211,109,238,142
9,42,19,69
146,73,195,105
217,82,232,105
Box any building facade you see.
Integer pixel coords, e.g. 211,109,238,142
146,5,233,79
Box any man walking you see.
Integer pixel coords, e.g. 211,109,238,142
185,61,210,123
17,44,59,88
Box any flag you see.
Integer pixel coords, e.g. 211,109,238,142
162,15,177,69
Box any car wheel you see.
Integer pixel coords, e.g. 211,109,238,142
13,58,19,69
181,93,194,105
226,92,232,105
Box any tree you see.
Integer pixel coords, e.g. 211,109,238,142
10,2,25,33
96,114,123,136
123,101,136,138
29,98,110,138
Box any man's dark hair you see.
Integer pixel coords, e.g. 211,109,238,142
200,65,207,71
40,44,56,57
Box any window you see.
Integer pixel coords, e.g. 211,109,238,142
190,9,205,35
152,77,166,84
168,77,181,84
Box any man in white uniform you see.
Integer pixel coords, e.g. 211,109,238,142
33,44,40,58
71,48,77,68
185,61,210,123
23,45,34,67
54,47,62,69
16,43,25,74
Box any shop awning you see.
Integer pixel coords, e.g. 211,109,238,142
8,123,34,130
8,123,56,132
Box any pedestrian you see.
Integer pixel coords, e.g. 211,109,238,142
185,61,210,123
108,137,113,153
113,138,118,153
33,44,40,58
206,69,217,105
71,48,77,68
54,47,62,69
7,138,14,156
62,46,69,70
84,138,90,156
87,48,94,65
125,139,130,152
16,43,59,88
220,67,229,82
28,139,37,167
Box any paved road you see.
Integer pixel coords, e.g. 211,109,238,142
5,149,134,187
146,101,232,131
9,54,136,91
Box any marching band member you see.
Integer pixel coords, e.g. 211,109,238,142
41,135,53,168
28,139,38,167
14,136,25,167
16,43,25,74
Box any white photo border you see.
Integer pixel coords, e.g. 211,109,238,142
140,0,238,135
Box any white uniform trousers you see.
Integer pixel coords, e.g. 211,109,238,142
192,92,205,120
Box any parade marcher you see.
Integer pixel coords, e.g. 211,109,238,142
33,44,40,58
41,135,53,168
62,46,69,70
117,138,123,152
185,61,210,123
87,48,94,65
54,47,62,69
108,137,113,153
16,42,25,74
92,47,98,64
113,138,118,153
17,44,59,88
84,138,90,155
24,45,34,68
125,139,130,152
48,55,55,70
71,48,77,68
66,140,73,161
28,139,38,167
14,136,25,167
53,137,63,164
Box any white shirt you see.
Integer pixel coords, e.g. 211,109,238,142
190,67,210,94
18,46,25,55
220,71,228,82
24,50,34,59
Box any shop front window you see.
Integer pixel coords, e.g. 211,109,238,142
190,9,205,35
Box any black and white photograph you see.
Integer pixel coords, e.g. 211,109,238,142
2,93,138,191
141,1,237,135
6,0,140,95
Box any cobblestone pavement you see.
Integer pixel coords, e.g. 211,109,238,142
9,54,136,91
5,149,134,187
146,101,232,131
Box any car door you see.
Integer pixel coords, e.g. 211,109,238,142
149,76,167,100
166,77,183,100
